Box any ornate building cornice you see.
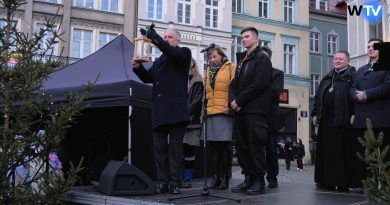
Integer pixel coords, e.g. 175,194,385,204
0,9,24,19
139,27,232,45
33,13,62,23
71,19,123,32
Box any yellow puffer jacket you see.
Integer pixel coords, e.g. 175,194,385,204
206,60,236,115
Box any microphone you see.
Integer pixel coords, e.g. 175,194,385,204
200,43,216,53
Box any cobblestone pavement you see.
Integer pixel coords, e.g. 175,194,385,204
232,159,315,185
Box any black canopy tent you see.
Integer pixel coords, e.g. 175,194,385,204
42,35,156,180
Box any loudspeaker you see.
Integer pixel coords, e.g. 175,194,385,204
98,160,155,195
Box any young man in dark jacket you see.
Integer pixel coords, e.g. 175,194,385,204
260,46,284,188
132,25,192,194
348,38,390,189
229,27,272,195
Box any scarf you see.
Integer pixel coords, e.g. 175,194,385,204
208,64,222,90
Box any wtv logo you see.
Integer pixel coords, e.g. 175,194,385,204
347,0,383,24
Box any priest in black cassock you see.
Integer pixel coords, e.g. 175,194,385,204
311,50,355,191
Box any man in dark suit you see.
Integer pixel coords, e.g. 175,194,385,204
348,38,390,189
229,27,272,195
260,46,284,188
132,25,192,194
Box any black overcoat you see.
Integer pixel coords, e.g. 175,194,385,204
350,63,390,128
133,32,192,129
312,66,355,126
228,46,272,115
187,75,204,127
267,68,284,131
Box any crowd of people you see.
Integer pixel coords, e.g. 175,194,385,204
132,24,389,195
281,137,305,171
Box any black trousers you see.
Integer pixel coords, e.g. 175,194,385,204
209,141,232,177
265,131,279,182
234,114,267,178
153,123,186,186
297,157,303,169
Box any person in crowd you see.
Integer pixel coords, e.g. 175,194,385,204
205,46,236,190
295,139,305,171
348,38,390,191
311,50,355,191
229,27,272,195
132,25,192,194
181,58,204,188
260,46,284,188
284,137,294,171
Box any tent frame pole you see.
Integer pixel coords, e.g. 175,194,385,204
128,88,133,164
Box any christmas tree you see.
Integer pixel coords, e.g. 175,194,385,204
1,0,92,204
358,119,390,205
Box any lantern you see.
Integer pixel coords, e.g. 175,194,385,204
133,36,151,62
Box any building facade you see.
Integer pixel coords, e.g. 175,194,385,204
232,0,311,163
308,0,348,162
137,0,232,67
347,0,390,69
0,0,136,65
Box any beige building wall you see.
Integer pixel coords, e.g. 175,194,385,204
347,0,390,69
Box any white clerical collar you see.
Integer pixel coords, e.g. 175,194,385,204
334,66,348,73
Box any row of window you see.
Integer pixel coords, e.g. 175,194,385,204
231,36,298,75
233,0,295,23
148,0,296,29
36,0,121,13
149,0,220,28
35,25,117,59
0,20,117,59
310,31,339,55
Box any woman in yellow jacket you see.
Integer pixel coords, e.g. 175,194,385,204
205,46,236,190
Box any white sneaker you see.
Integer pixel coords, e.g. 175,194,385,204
297,168,300,171
300,169,303,171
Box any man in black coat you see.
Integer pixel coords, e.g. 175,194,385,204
260,46,284,188
348,38,390,188
132,25,192,194
229,27,272,195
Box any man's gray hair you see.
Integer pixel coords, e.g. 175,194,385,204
166,28,181,40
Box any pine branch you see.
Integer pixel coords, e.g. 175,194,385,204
360,119,390,205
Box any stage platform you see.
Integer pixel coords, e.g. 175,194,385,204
62,178,368,205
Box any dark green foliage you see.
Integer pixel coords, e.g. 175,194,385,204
358,119,390,205
0,0,93,204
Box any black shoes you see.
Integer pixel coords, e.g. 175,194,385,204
207,174,221,189
154,184,181,194
154,184,168,194
316,183,336,191
170,185,181,194
268,181,278,188
217,175,229,190
246,178,265,195
231,175,253,193
337,187,349,192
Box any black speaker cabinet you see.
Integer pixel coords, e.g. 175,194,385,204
98,160,155,195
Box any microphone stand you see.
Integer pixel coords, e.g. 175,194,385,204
168,52,241,203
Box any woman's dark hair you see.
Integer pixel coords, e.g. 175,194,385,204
207,45,227,59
